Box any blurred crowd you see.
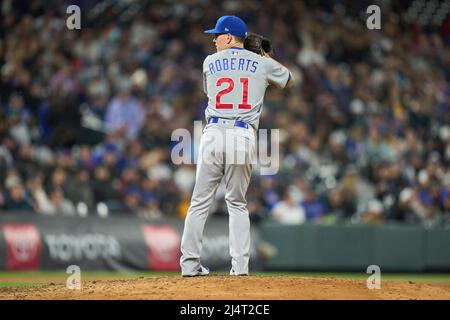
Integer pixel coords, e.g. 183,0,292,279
1,0,450,226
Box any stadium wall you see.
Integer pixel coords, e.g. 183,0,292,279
261,222,450,272
0,214,449,272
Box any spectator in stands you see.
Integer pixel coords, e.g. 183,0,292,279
66,169,95,211
302,188,326,223
105,80,146,141
118,167,140,195
47,167,68,194
440,184,450,220
260,176,281,210
25,172,53,214
271,189,306,225
75,145,96,171
325,188,356,223
3,174,33,212
16,145,37,179
47,188,77,216
123,186,141,214
246,195,266,224
139,192,162,220
361,199,385,224
5,93,32,146
46,91,82,148
91,166,119,203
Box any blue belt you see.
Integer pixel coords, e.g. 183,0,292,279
208,117,249,129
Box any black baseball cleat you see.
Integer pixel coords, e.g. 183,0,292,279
182,265,210,277
230,269,248,276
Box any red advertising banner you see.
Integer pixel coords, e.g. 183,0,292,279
141,225,180,271
3,224,41,270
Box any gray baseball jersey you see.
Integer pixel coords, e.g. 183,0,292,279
203,47,291,128
180,47,291,277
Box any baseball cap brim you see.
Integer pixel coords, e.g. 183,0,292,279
204,28,222,34
204,28,246,38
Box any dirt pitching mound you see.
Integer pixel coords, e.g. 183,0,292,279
1,275,449,300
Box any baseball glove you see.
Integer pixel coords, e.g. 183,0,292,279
244,33,273,55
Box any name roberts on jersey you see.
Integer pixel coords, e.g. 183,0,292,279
208,57,259,74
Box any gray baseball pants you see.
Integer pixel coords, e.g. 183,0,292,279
180,122,255,276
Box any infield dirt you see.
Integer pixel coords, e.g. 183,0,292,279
1,275,449,300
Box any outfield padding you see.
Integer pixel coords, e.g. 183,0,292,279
261,222,450,272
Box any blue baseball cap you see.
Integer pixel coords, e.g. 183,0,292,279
204,15,247,38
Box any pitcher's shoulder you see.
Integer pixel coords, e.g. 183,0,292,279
203,54,214,62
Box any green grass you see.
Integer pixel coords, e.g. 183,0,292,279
257,271,450,283
0,271,449,289
0,282,49,288
0,271,179,279
0,271,178,288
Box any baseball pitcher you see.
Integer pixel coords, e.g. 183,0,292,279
180,15,295,276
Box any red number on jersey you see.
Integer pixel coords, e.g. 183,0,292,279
215,77,252,110
237,78,251,109
216,78,234,109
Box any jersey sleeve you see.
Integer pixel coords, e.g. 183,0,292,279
264,57,291,88
203,72,207,94
202,56,211,94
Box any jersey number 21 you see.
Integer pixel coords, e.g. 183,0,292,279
215,77,251,110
